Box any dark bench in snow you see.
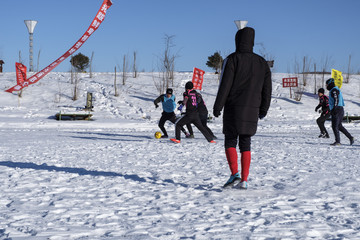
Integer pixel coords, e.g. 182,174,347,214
55,112,92,121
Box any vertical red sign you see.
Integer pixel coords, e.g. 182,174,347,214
192,67,205,90
15,63,27,86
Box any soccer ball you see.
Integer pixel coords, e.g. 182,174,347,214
154,132,162,139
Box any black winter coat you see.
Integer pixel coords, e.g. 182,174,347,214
213,27,272,136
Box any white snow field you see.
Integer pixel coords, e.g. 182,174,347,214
0,71,359,239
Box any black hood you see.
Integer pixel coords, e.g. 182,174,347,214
235,27,255,53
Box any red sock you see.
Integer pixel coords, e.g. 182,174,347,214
225,147,238,175
241,151,251,182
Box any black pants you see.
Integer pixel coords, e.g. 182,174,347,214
316,112,330,135
175,112,213,141
159,112,186,136
186,112,215,137
225,134,251,152
200,112,215,137
331,107,352,143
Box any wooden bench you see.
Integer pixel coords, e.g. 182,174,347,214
55,112,92,121
343,115,360,123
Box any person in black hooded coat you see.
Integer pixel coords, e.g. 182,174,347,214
213,27,272,189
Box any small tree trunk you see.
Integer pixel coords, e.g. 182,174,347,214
122,55,126,85
89,51,94,78
314,63,317,94
114,66,119,96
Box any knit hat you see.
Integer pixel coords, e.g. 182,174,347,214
185,81,194,90
326,78,334,85
318,88,325,94
166,88,173,95
326,78,335,91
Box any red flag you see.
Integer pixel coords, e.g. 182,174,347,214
192,67,205,90
6,0,112,93
15,62,27,86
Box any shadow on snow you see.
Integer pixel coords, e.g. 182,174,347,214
0,161,220,191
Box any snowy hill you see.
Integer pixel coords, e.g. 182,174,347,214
0,71,359,239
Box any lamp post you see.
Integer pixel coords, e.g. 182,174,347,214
234,20,248,30
24,20,37,72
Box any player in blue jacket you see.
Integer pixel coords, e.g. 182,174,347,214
326,78,354,146
154,88,190,138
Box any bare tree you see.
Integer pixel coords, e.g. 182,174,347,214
114,66,119,96
302,56,312,86
257,42,275,69
345,54,352,83
292,57,304,101
314,63,317,94
320,55,333,88
160,34,177,89
133,51,138,78
37,49,41,72
152,71,166,95
122,54,129,85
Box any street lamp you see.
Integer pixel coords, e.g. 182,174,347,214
234,20,248,30
24,20,37,72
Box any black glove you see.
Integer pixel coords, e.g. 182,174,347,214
177,100,183,105
315,106,319,112
259,114,266,119
213,110,221,118
155,104,159,108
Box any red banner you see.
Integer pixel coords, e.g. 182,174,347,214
282,77,298,88
15,62,27,86
6,0,113,93
192,67,205,90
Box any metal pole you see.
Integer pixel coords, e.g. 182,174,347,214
29,33,34,72
24,20,37,72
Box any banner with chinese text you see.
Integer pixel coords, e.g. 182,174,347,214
192,67,205,90
15,62,27,86
6,0,112,93
331,69,343,89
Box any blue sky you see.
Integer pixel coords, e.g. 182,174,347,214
1,0,360,74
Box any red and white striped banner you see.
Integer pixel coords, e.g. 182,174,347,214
6,0,112,93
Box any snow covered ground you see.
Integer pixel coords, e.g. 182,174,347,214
0,71,359,239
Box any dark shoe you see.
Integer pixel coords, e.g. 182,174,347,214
350,137,355,146
324,134,330,138
161,135,168,138
318,133,325,138
330,142,341,146
186,134,194,139
212,135,218,140
223,173,241,188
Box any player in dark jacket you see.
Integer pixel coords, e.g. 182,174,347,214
326,78,354,146
154,88,190,138
177,92,216,139
170,81,215,143
213,27,272,189
196,92,216,139
315,88,330,138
